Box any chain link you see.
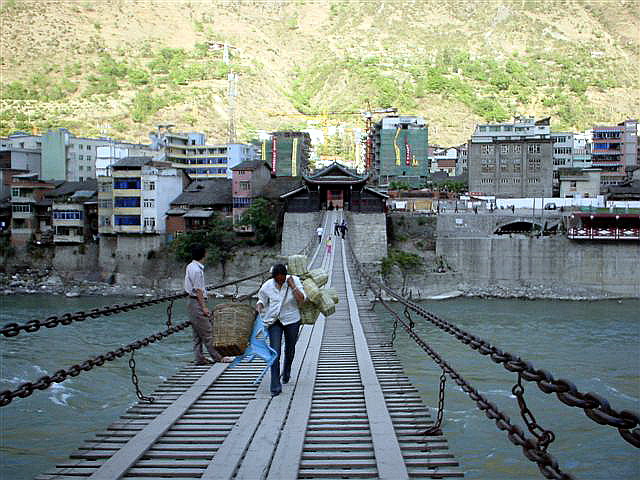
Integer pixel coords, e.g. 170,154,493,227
129,350,154,403
166,300,174,328
1,271,269,339
513,374,555,450
376,296,573,480
423,371,446,436
0,320,190,407
344,236,639,449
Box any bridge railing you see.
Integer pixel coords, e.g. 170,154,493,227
343,235,639,479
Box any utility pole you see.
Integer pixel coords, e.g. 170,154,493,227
208,42,239,144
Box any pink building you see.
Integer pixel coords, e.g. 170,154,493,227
231,160,272,230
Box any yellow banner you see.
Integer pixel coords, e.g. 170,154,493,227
292,137,298,176
394,128,401,166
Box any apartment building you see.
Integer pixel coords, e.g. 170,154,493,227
48,180,98,244
258,131,311,178
150,127,257,179
371,116,429,187
9,173,56,246
591,119,638,189
98,157,187,236
231,160,272,230
428,146,458,176
468,116,553,198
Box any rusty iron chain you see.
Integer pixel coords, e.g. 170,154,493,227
129,350,154,403
513,373,555,451
166,300,174,328
344,237,640,449
376,296,573,480
0,320,191,408
1,271,268,338
423,370,446,436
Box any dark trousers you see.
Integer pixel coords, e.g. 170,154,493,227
268,320,300,395
187,298,223,363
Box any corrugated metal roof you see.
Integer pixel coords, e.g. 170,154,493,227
170,178,232,207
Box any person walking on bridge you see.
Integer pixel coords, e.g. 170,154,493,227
316,225,324,244
184,244,233,365
256,264,306,397
339,220,348,239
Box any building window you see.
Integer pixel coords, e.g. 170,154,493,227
11,188,20,197
12,204,32,213
100,216,111,226
143,198,155,208
143,181,156,190
528,144,541,154
53,210,83,220
114,196,140,207
481,145,494,155
99,199,112,209
239,181,250,191
233,197,252,208
114,178,141,189
99,182,112,192
79,155,84,160
500,145,509,154
86,145,91,150
144,217,156,228
114,215,140,226
513,144,522,154
79,144,84,150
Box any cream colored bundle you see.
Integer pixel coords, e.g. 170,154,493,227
307,268,328,287
302,278,322,304
287,255,308,276
300,301,320,325
324,287,339,304
317,290,336,316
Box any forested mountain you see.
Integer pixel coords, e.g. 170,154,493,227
1,0,638,145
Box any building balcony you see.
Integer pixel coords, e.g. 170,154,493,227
567,227,640,240
54,233,85,244
11,227,33,235
53,219,84,228
113,189,141,196
113,207,141,215
10,195,35,203
11,211,34,219
112,224,142,234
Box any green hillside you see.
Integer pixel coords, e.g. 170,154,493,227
1,0,638,146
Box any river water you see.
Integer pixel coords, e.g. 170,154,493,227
0,295,638,479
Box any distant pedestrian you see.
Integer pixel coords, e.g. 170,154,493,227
326,236,333,255
511,205,515,214
473,206,478,214
339,220,348,239
316,225,324,244
334,222,340,235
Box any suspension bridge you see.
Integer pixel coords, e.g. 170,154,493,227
1,211,638,480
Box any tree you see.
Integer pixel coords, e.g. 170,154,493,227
380,249,424,296
239,197,278,246
170,214,236,276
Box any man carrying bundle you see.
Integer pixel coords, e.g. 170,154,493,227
184,243,234,365
256,264,306,397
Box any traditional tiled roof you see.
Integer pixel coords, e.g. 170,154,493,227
260,177,304,200
170,178,232,207
231,160,270,171
46,179,98,198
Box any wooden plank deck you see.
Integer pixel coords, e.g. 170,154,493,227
36,211,463,480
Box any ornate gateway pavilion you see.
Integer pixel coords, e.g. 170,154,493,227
280,163,387,213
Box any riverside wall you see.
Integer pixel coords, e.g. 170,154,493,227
344,212,387,264
280,212,321,256
436,212,640,297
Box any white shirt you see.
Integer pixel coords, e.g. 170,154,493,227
257,276,306,326
316,227,324,236
184,260,207,298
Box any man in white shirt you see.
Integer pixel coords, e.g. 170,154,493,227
256,263,306,396
316,225,324,244
184,244,232,365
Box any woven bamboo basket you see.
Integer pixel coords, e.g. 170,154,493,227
211,302,255,356
300,301,320,325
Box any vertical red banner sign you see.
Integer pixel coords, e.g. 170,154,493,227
271,137,277,174
405,134,411,166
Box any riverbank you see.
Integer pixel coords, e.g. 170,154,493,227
1,269,630,301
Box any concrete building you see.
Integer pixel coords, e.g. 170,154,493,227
231,160,272,230
9,173,56,246
468,116,553,198
258,131,311,178
150,126,257,179
165,178,232,238
591,119,638,189
48,180,98,244
559,168,602,199
98,157,187,236
429,146,458,176
371,116,428,187
4,129,156,182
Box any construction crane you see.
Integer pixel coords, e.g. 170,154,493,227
208,42,240,144
264,104,397,172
